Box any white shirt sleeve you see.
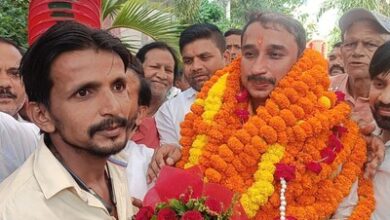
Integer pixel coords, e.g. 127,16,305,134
332,180,358,219
0,112,40,182
155,101,181,147
125,141,154,200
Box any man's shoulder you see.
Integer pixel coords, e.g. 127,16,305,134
0,156,41,211
157,88,195,113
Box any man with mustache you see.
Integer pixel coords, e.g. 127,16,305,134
328,42,345,76
0,37,27,119
334,40,390,220
0,22,136,219
224,28,242,65
154,24,225,148
0,37,40,183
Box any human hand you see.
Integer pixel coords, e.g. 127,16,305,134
131,197,143,209
147,144,181,183
360,123,385,179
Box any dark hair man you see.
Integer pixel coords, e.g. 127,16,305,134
147,12,380,219
0,21,136,219
328,42,345,76
334,40,390,220
154,23,226,149
0,37,27,119
136,41,179,116
224,28,242,64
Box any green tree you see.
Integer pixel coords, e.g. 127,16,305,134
319,0,390,17
318,0,390,52
103,0,184,51
0,0,29,48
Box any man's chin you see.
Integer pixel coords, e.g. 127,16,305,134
87,140,127,157
373,113,390,130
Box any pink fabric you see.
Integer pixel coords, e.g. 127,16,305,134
131,117,160,149
330,74,374,125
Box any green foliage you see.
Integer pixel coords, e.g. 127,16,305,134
319,0,390,17
103,0,183,52
0,0,29,48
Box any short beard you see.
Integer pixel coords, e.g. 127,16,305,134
62,136,127,158
372,102,390,130
53,116,129,158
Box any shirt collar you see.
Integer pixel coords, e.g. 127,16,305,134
33,137,77,199
184,87,197,100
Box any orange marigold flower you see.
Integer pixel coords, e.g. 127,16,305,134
210,154,228,172
289,104,305,120
227,136,244,153
279,109,297,126
271,92,290,109
283,87,300,104
265,99,280,116
218,144,234,162
205,168,222,183
269,116,287,132
256,108,272,122
243,123,259,136
235,130,252,144
259,125,278,144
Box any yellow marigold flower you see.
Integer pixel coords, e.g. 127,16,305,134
319,96,331,109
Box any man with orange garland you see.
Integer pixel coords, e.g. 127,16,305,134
147,11,385,219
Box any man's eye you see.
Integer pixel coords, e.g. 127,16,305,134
8,70,20,78
183,59,192,65
76,88,89,97
373,80,384,89
113,81,125,91
244,51,254,58
270,52,282,59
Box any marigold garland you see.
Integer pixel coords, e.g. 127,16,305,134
177,49,374,219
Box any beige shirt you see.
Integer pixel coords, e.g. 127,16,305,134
0,138,134,220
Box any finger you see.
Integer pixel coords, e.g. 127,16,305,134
359,123,375,135
131,197,143,208
166,148,182,166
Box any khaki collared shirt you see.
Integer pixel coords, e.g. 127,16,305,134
0,138,134,220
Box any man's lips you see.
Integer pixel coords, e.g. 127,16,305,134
193,75,209,81
377,107,390,117
348,61,367,67
96,126,124,138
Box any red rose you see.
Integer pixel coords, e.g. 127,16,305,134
328,134,343,152
275,163,296,181
135,206,154,220
306,162,322,174
320,147,336,164
335,91,345,103
181,211,204,220
157,208,177,220
205,197,223,214
180,190,191,204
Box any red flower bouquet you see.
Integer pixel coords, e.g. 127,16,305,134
134,166,248,220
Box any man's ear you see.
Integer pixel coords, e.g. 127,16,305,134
26,102,55,133
135,105,148,126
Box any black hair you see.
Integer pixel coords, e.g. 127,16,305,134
242,12,307,57
369,41,390,79
0,37,24,55
136,41,179,80
20,21,132,108
179,23,226,54
127,59,152,107
224,29,242,37
138,76,152,107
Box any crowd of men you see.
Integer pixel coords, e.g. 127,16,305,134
0,6,389,220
